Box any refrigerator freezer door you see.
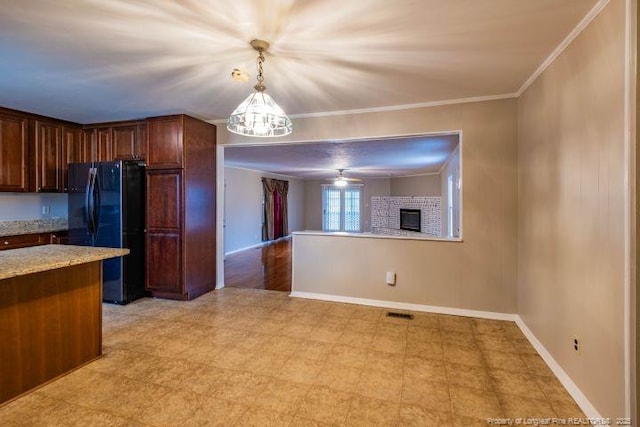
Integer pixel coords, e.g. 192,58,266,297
122,161,147,302
67,162,94,246
96,161,125,303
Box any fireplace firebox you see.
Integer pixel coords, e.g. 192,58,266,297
400,209,421,232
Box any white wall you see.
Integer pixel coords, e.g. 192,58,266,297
286,174,305,232
0,193,68,221
390,173,441,197
224,166,304,254
271,97,518,315
517,0,626,417
440,147,461,237
303,180,323,231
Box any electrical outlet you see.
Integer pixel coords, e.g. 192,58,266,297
386,271,396,286
572,336,580,353
41,205,50,215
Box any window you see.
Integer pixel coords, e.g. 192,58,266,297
322,185,362,232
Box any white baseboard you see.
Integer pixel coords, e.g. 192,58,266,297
288,291,517,321
289,290,601,418
224,235,292,257
515,316,601,419
224,242,266,256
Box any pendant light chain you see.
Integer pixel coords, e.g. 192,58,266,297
256,50,265,83
254,49,266,92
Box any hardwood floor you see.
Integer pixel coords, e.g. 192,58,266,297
224,237,292,292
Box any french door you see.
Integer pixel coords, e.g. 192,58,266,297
322,186,362,232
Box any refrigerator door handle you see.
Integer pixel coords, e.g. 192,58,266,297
93,171,101,234
85,168,93,233
86,168,97,234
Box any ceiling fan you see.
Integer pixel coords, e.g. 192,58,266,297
327,169,362,187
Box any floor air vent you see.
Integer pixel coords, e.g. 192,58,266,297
386,312,414,319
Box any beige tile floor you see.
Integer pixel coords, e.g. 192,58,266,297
0,288,585,426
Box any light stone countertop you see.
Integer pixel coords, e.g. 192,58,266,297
0,218,68,237
0,245,129,280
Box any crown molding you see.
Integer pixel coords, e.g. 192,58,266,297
210,93,517,124
516,0,611,96
287,93,518,119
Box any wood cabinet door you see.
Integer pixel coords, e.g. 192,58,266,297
0,233,48,250
82,129,96,162
61,127,83,192
146,116,183,168
145,232,182,293
33,120,63,192
135,124,146,160
96,128,112,162
112,125,136,160
146,170,182,231
145,169,183,294
0,112,29,192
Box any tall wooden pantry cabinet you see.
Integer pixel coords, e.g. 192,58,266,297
145,115,216,300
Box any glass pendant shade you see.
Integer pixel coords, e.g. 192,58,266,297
228,39,292,137
227,89,293,137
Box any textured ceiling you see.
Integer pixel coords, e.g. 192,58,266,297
0,0,597,124
224,134,459,179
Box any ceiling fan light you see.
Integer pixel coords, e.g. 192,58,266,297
335,178,348,187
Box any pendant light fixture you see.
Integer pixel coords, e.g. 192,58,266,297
227,39,293,137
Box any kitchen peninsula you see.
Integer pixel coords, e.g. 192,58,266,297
0,245,129,404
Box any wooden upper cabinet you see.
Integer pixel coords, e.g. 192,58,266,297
112,123,146,160
0,112,29,192
95,128,112,162
112,125,135,160
61,126,83,192
32,120,63,192
146,116,183,168
82,127,114,162
136,124,146,160
63,127,83,164
78,131,92,163
82,129,97,162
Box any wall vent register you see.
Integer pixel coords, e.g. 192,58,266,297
386,312,414,319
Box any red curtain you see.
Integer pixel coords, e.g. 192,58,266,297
273,190,283,239
261,178,289,241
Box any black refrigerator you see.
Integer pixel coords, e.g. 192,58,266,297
68,160,146,304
